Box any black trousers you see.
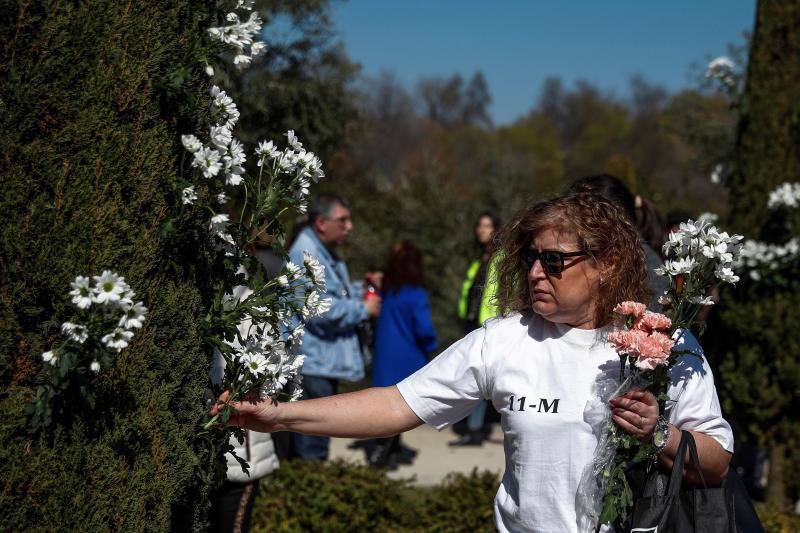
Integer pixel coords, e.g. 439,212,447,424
209,480,260,533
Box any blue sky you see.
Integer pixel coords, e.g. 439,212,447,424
331,1,756,125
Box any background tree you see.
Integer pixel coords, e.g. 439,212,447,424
711,0,800,508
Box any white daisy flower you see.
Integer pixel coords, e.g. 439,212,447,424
61,322,88,344
69,275,94,309
182,186,198,205
101,327,134,352
119,301,147,330
92,271,126,305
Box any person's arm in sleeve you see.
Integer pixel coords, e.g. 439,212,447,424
213,386,423,438
412,289,437,355
662,334,733,484
397,327,487,429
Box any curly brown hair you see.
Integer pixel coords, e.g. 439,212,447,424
494,193,650,327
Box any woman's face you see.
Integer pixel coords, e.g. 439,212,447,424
527,227,602,329
474,216,495,245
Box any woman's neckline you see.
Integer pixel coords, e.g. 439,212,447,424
552,321,610,347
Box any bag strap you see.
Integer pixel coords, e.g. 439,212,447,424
683,431,708,489
667,430,691,497
667,430,708,497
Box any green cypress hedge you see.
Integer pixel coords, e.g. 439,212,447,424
713,0,800,508
0,1,228,530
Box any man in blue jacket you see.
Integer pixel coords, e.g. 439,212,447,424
288,194,381,460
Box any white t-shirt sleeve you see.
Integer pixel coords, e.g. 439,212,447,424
666,330,734,453
396,326,488,430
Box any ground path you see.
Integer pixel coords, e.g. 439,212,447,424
329,424,505,485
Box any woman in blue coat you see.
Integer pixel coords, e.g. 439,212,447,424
369,241,437,467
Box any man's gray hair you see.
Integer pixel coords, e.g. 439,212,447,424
309,193,350,224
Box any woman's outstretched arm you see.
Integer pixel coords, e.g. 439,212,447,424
211,385,424,438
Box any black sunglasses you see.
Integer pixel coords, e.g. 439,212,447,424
520,249,590,274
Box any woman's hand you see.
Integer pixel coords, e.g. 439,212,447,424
210,391,283,433
610,389,660,443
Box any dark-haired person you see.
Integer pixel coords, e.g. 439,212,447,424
213,193,732,532
367,241,437,467
565,174,669,309
458,211,502,333
452,211,502,446
287,193,381,460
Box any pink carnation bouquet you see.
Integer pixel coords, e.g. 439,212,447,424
607,302,675,373
587,219,745,532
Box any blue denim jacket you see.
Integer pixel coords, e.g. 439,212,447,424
289,227,367,381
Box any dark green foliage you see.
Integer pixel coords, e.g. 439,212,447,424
712,0,800,507
225,0,360,161
251,459,497,532
0,1,227,530
728,1,800,238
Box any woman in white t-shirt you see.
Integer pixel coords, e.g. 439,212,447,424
212,193,733,532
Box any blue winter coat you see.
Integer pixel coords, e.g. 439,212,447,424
289,227,367,381
372,285,437,387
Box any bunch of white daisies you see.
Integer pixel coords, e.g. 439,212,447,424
42,271,147,372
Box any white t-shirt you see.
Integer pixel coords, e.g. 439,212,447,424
397,313,733,533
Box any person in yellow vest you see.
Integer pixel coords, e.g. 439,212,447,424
452,212,501,446
458,212,501,333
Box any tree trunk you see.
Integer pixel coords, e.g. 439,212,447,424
766,443,788,509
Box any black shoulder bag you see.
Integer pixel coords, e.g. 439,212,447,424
629,430,737,533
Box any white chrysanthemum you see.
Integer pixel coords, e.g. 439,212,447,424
233,54,252,67
101,327,134,352
767,182,800,209
193,147,222,178
255,140,279,165
227,138,246,167
90,360,101,373
705,56,736,87
69,275,94,309
678,219,708,237
210,86,240,129
182,186,198,205
242,351,269,377
181,134,203,153
217,192,229,204
285,130,303,150
209,125,232,150
285,262,302,279
658,257,697,276
303,251,326,291
209,214,230,237
207,11,264,70
289,325,305,346
277,275,289,287
224,162,245,186
688,296,715,306
707,56,734,72
42,350,57,365
92,271,126,305
710,164,723,184
61,321,88,344
119,301,147,330
251,41,266,57
714,265,739,284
